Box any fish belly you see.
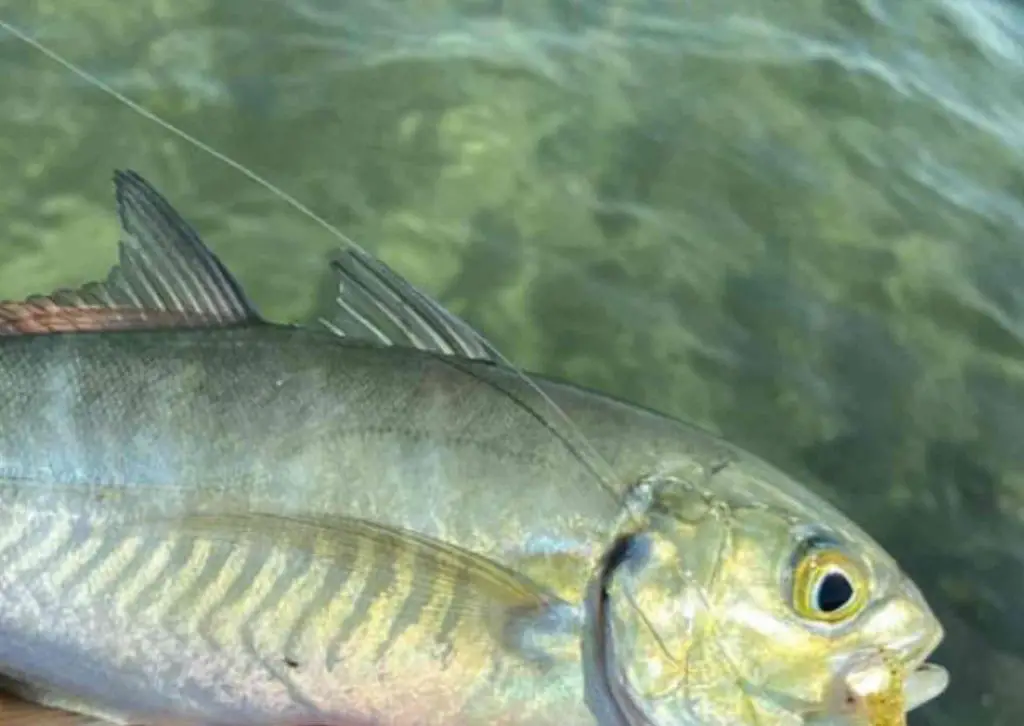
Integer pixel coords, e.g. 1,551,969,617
0,330,622,725
0,498,592,726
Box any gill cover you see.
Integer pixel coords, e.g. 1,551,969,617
582,478,756,726
580,474,944,726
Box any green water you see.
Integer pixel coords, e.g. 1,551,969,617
1,1,1022,724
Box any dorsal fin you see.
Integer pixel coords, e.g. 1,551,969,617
317,247,501,363
0,169,262,336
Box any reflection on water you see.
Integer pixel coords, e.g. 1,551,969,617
1,1,1022,723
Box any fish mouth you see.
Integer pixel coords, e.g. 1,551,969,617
881,624,950,711
841,657,949,708
835,590,949,716
903,662,949,711
827,646,949,726
792,616,949,726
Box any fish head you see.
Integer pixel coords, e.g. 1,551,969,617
584,463,948,726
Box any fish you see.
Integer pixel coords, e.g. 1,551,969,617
0,691,115,725
0,169,948,726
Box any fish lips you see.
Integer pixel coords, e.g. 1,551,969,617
829,649,950,718
837,611,950,714
904,662,949,711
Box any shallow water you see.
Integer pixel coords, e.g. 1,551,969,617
0,1,1021,724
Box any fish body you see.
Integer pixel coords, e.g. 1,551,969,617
0,172,948,726
0,326,655,725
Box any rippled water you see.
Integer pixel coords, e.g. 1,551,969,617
1,1,1022,724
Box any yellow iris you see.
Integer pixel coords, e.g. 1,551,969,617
791,547,868,623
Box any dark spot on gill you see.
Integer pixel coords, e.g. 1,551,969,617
602,534,638,587
284,658,299,669
584,533,651,726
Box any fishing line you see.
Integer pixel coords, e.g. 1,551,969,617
0,28,749,718
0,17,627,509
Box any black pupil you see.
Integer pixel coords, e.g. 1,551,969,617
817,572,854,612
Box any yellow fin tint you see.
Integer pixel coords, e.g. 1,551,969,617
138,512,577,667
153,513,554,609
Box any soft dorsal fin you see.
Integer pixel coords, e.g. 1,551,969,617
317,247,501,363
0,169,262,336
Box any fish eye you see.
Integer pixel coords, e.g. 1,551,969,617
790,537,868,624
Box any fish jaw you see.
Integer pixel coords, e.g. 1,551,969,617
810,649,949,726
815,577,949,724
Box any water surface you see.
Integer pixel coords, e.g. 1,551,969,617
1,1,1022,724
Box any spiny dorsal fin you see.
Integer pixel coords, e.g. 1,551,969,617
0,170,261,336
317,247,501,363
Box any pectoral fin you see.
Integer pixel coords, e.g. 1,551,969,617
146,513,579,662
